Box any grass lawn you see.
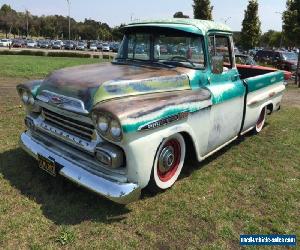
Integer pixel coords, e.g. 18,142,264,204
0,55,299,249
0,55,104,79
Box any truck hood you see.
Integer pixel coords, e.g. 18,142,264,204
38,63,191,112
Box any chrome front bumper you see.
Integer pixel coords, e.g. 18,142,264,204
20,131,141,204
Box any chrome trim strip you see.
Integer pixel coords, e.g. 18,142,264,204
20,132,140,204
36,90,89,114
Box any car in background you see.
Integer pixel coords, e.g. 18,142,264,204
76,42,86,51
39,41,50,49
235,54,292,81
26,40,37,48
254,50,298,72
276,51,298,72
89,43,97,51
0,39,12,47
12,39,25,48
111,43,119,52
97,43,103,51
64,41,75,50
52,40,63,49
102,43,110,52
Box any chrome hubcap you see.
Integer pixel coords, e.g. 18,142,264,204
158,146,175,173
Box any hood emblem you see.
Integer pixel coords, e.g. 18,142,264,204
51,96,64,104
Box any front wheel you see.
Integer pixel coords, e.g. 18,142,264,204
148,133,186,192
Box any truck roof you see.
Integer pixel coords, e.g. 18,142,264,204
125,18,232,35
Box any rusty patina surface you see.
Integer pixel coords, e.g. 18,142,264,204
94,89,212,132
37,63,192,111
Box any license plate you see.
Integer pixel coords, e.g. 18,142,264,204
37,155,57,176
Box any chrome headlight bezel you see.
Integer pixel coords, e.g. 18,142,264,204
92,112,123,142
18,88,41,113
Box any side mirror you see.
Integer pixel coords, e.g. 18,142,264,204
211,56,224,74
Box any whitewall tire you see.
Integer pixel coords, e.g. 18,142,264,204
149,133,186,191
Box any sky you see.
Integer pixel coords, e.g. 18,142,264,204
0,0,286,32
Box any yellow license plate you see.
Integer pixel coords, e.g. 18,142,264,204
37,155,57,176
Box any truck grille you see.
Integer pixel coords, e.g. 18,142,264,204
42,108,95,141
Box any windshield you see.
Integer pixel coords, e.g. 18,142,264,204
116,30,205,69
282,52,298,61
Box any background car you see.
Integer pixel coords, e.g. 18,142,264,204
64,41,75,50
0,39,12,47
254,50,298,72
102,43,110,52
26,40,37,48
12,39,25,48
76,42,86,50
52,40,63,49
89,43,97,51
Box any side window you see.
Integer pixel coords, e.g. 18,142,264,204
209,35,234,69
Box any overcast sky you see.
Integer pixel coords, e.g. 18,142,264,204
1,0,286,32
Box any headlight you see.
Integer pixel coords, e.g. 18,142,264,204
97,115,109,133
21,90,35,106
93,112,123,142
110,120,122,138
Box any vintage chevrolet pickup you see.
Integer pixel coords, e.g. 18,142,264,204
17,19,286,204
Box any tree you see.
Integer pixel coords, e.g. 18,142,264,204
283,0,300,87
240,0,261,51
193,0,213,20
260,30,282,48
173,12,189,18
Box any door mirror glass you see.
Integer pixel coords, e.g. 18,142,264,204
211,55,224,74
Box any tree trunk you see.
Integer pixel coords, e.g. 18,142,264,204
296,48,300,87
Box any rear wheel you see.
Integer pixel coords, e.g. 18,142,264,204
148,133,186,192
254,107,267,133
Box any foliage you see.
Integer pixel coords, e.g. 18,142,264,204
260,30,282,48
0,50,46,56
47,52,91,58
193,0,213,20
0,4,123,41
283,0,300,47
173,12,190,18
240,0,261,50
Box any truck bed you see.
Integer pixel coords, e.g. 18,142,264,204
236,64,280,80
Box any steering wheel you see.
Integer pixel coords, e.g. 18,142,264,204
170,56,196,67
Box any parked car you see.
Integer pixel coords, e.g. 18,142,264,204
111,43,119,52
17,19,286,204
52,40,63,49
76,42,86,50
39,41,50,49
12,39,25,48
102,43,110,52
235,54,292,81
97,43,103,51
89,43,97,51
255,50,298,72
64,41,75,50
0,39,12,47
26,40,37,48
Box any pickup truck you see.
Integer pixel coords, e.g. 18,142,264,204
17,19,286,204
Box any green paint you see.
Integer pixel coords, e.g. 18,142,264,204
122,101,208,133
127,18,232,35
93,75,190,106
206,69,245,104
246,71,284,93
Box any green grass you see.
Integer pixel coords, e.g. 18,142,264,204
0,57,299,248
0,55,104,79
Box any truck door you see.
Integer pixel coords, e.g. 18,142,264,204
205,34,245,153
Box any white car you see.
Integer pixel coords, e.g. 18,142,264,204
89,43,97,51
26,40,37,48
102,43,110,52
0,39,12,47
